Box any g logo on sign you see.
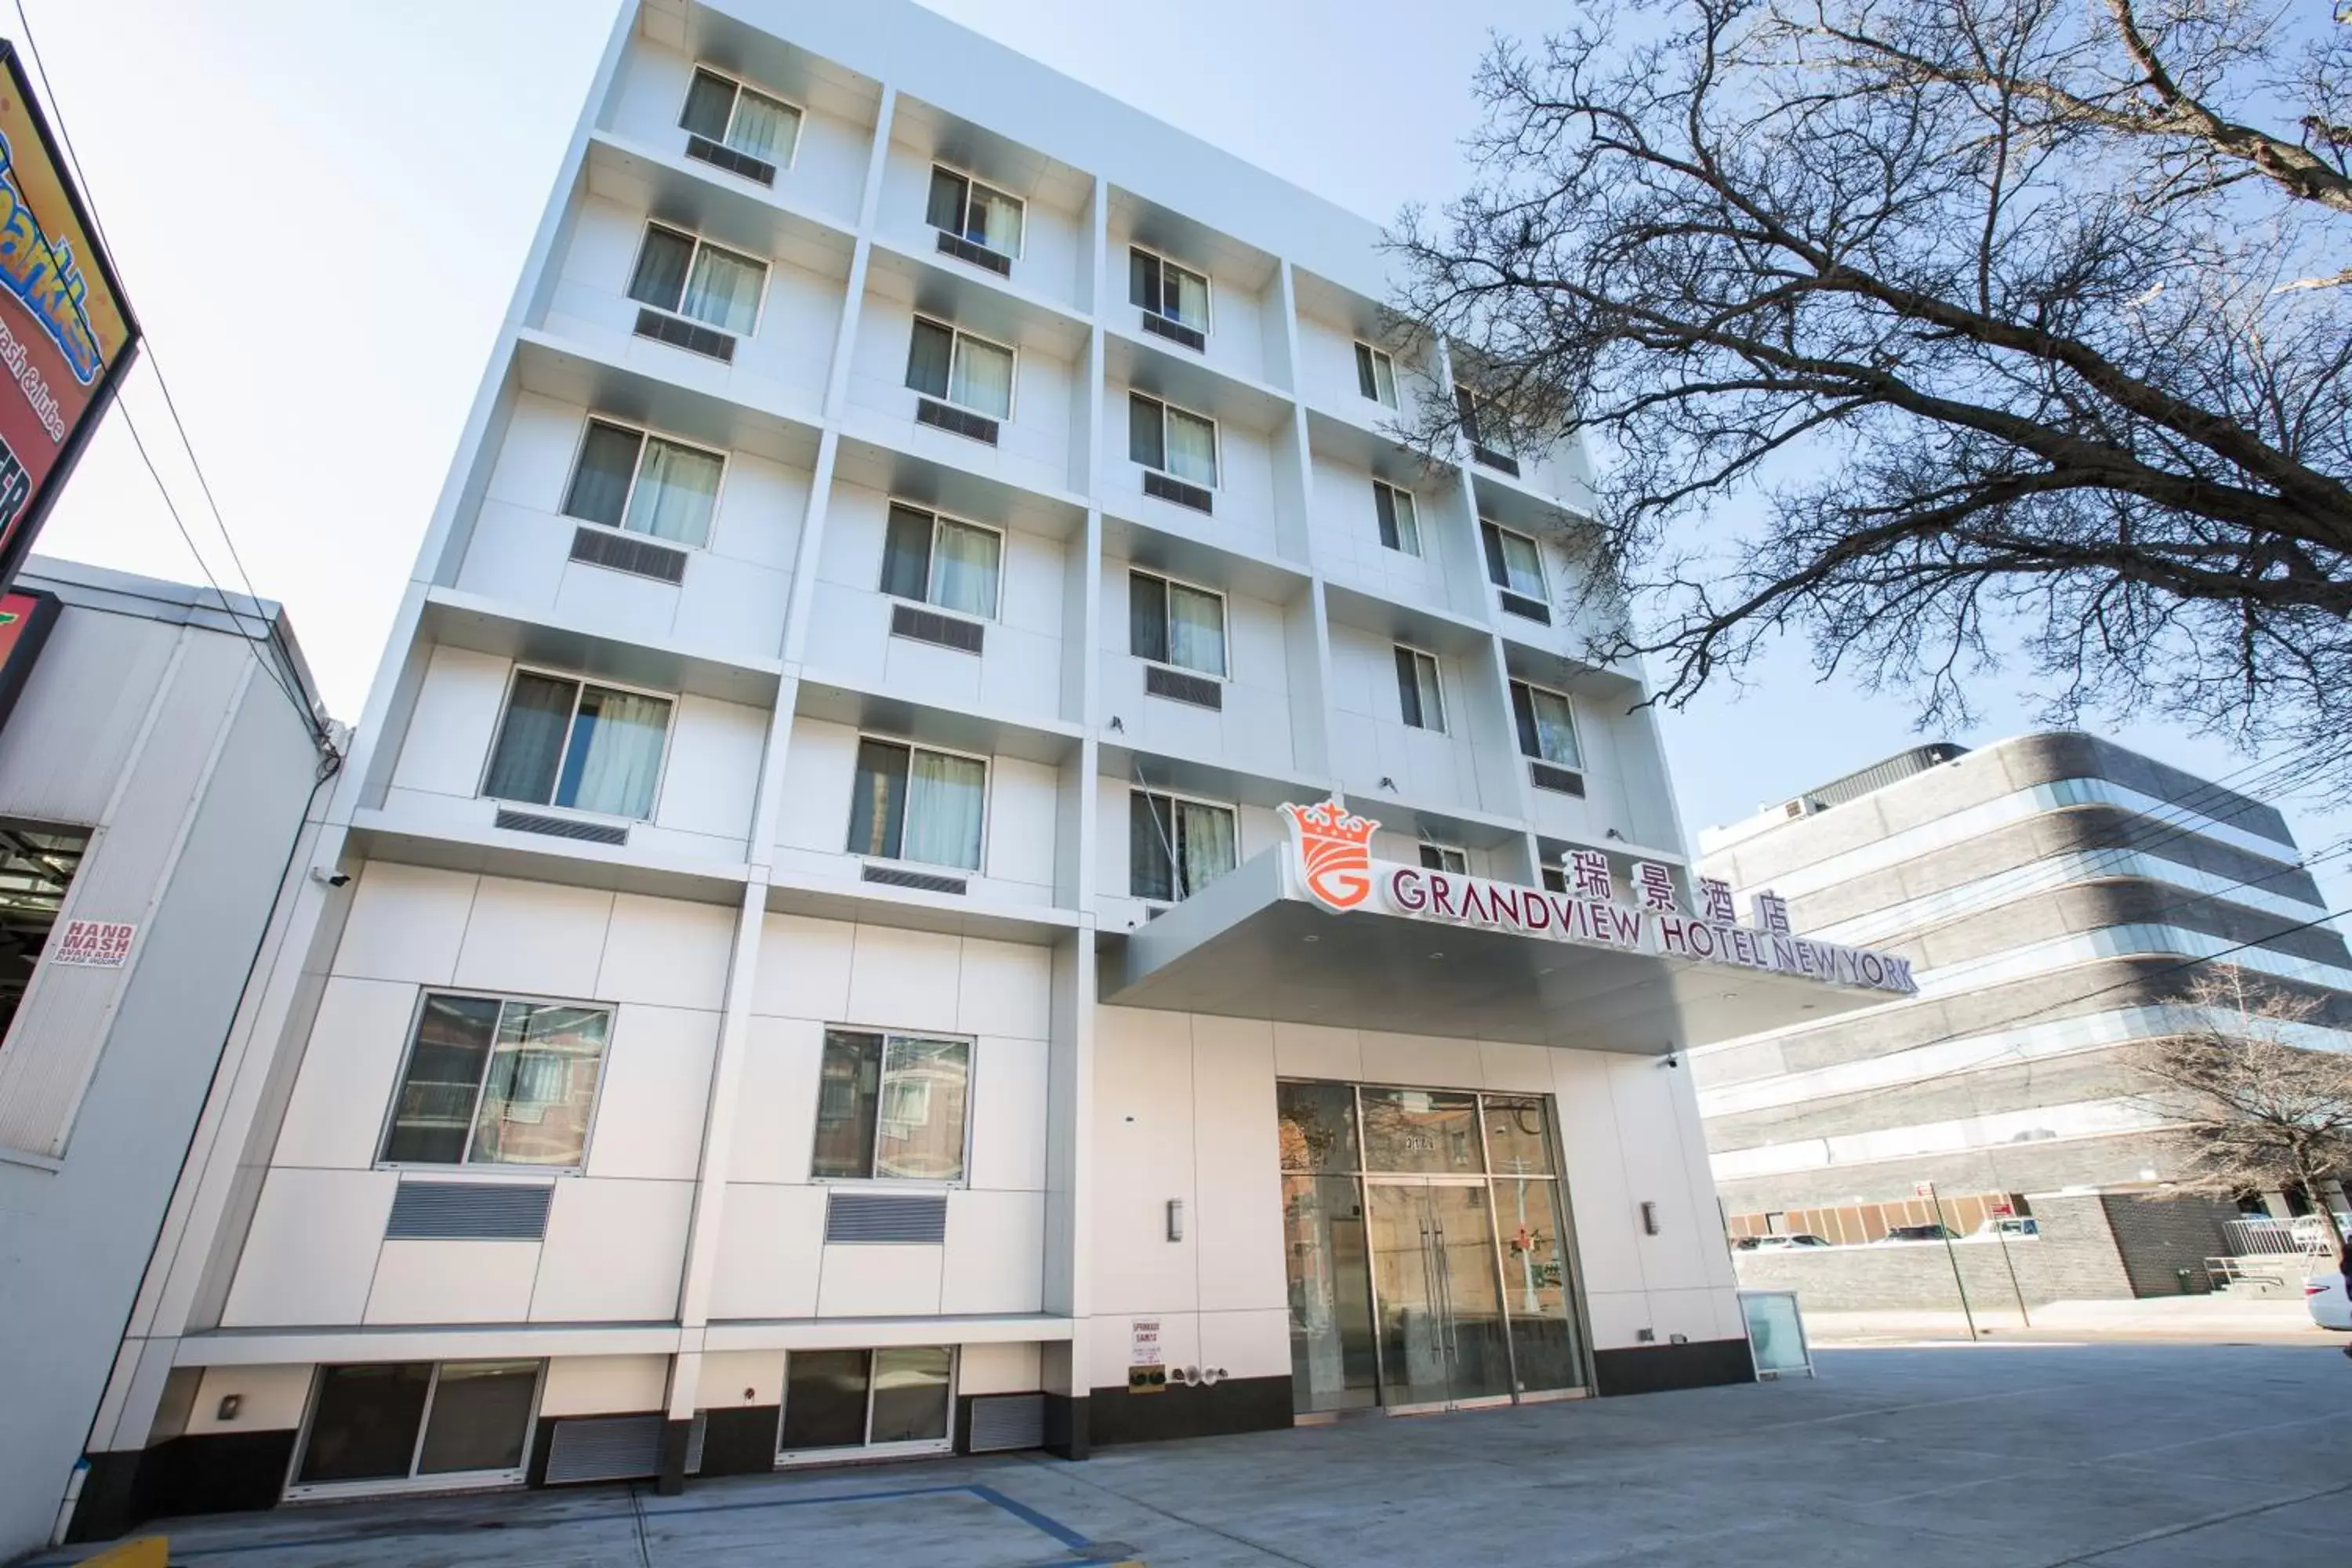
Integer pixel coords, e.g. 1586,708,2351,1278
1280,797,1381,912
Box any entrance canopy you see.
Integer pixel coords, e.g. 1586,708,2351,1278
1103,844,1911,1056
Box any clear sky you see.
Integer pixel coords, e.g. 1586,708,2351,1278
20,0,2349,907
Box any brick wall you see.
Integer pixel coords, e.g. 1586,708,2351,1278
2100,1193,2240,1296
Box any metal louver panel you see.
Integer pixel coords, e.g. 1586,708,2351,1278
1497,590,1552,625
915,397,1000,445
862,864,968,896
1143,470,1213,513
936,230,1013,277
633,307,737,362
968,1394,1046,1453
543,1414,662,1484
494,808,630,847
683,134,776,186
1145,665,1223,710
890,602,985,654
385,1181,553,1240
1141,312,1206,351
826,1189,949,1243
570,525,688,584
1530,761,1587,797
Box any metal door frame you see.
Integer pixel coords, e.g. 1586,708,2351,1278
1361,1173,1517,1414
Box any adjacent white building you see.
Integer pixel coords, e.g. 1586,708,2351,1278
60,0,1907,1539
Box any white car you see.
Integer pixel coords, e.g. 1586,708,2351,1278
2304,1269,2351,1331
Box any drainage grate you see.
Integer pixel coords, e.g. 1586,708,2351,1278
1141,313,1206,352
683,134,776,186
495,808,631,846
915,397,1000,445
1530,761,1586,797
862,864,969,896
936,230,1013,277
385,1181,553,1240
570,525,688,585
826,1189,949,1243
1145,664,1222,710
969,1394,1046,1453
634,307,736,363
1143,470,1213,513
1497,590,1552,625
891,601,985,654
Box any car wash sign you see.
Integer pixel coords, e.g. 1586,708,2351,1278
1278,797,1916,996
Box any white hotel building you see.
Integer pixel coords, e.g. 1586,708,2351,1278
64,0,1903,1534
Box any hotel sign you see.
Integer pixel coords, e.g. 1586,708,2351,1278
1278,797,1916,996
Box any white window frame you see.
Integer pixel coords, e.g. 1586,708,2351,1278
285,1359,549,1502
1128,567,1231,681
561,414,731,551
776,1345,960,1465
908,314,1020,420
1372,478,1421,557
878,501,1005,621
1129,391,1222,491
1455,383,1509,454
478,664,679,824
1511,677,1583,768
1130,243,1214,334
1483,519,1552,599
1355,341,1398,408
1395,644,1447,735
1128,786,1240,903
679,63,804,171
927,162,1025,260
628,221,772,338
808,1029,978,1189
845,731,993,873
374,989,615,1175
1418,843,1469,875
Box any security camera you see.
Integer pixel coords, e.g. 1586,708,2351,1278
310,868,351,888
1660,1052,1681,1069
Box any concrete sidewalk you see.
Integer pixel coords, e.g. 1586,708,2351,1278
1807,1292,2331,1344
27,1343,2352,1567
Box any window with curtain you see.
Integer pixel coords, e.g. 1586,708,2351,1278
880,503,1000,618
628,224,768,338
906,318,1014,419
1454,383,1499,448
1419,844,1469,874
811,1029,971,1181
1130,790,1238,902
380,993,612,1167
1373,481,1420,556
846,739,985,870
1395,646,1446,733
1128,571,1227,677
1128,394,1218,488
1480,521,1548,598
1511,680,1582,768
1355,343,1398,407
561,419,723,549
483,671,672,820
925,166,1025,256
679,67,803,166
1130,248,1210,331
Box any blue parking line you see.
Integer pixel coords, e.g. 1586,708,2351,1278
31,1480,1106,1566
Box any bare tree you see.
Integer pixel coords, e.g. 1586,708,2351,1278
1393,0,2352,790
2127,968,2352,1239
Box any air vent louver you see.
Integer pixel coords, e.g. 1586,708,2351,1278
1530,761,1586,797
862,864,969,895
1143,470,1213,513
936,230,1013,277
916,397,1000,445
825,1189,949,1243
633,307,736,362
968,1394,1046,1453
495,808,631,846
1141,313,1206,352
890,601,985,654
683,135,776,186
1498,590,1552,624
385,1181,553,1240
1471,445,1520,477
570,525,688,584
1144,664,1223,710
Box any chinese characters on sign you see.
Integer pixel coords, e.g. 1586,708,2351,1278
49,917,133,967
1632,861,1679,913
1567,848,1613,902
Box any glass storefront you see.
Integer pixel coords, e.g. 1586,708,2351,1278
1279,1081,1587,1414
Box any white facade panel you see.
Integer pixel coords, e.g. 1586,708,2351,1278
270,977,423,1171
583,1004,722,1181
365,1240,543,1325
531,1178,692,1321
220,1169,398,1329
710,1183,827,1319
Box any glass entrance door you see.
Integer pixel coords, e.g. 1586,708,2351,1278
1364,1179,1514,1410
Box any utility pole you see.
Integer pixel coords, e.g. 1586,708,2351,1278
1918,1180,1977,1341
1987,1193,2031,1327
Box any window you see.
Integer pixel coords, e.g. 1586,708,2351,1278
1129,247,1210,332
1128,394,1218,488
906,317,1014,420
779,1346,953,1457
293,1361,543,1490
1395,646,1445,733
380,993,612,1168
811,1029,971,1181
627,223,767,338
880,503,1000,619
926,165,1024,257
1355,343,1397,408
847,738,986,871
1454,384,1499,448
1541,863,1568,893
1130,790,1238,902
1481,521,1548,600
1510,680,1582,768
561,419,724,548
680,67,801,167
1128,570,1227,677
484,672,673,820
1373,480,1420,556
1418,844,1468,874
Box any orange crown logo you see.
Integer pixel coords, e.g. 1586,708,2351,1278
1280,797,1381,912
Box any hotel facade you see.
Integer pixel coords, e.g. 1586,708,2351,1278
61,0,1907,1535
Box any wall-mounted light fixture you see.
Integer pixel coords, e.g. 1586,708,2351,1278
1167,1198,1185,1242
1639,1200,1661,1236
216,1394,242,1422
